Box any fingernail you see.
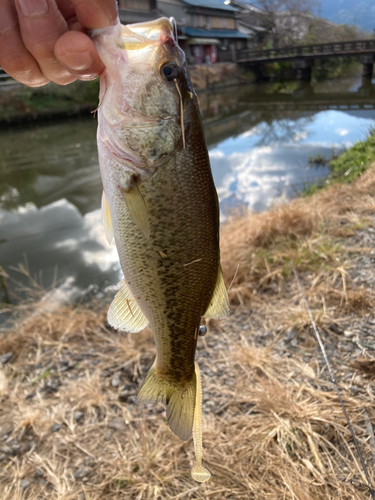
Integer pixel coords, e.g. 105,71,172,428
17,0,48,17
0,9,18,34
59,51,94,71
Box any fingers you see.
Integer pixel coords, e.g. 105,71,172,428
0,0,48,86
0,0,118,87
70,0,118,29
54,0,119,80
55,31,105,81
14,0,75,85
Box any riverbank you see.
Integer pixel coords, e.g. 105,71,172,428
0,59,368,126
0,63,244,126
1,135,375,498
0,80,99,125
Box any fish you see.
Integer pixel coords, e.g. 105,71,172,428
92,17,229,443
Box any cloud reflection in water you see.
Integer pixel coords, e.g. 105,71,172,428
209,110,375,213
0,199,121,304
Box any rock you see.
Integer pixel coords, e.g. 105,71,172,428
111,375,120,388
73,411,84,422
44,378,61,393
20,479,30,490
52,423,61,433
10,442,21,454
344,330,355,338
108,417,126,432
74,467,90,480
284,328,297,343
329,323,342,334
0,353,12,365
118,391,128,402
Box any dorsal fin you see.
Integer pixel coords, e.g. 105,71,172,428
108,280,148,333
204,267,230,319
101,190,114,245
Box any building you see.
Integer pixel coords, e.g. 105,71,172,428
157,0,250,64
224,0,267,47
117,0,250,64
117,0,161,25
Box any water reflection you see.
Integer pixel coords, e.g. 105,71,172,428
0,200,120,304
1,78,375,304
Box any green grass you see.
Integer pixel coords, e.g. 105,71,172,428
0,79,99,122
303,132,375,196
249,233,344,284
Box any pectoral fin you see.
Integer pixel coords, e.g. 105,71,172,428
108,280,148,333
204,267,230,319
101,190,114,245
121,183,150,238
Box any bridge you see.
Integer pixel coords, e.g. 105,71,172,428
219,39,375,82
200,86,375,148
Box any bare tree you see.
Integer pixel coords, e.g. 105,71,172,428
256,0,322,47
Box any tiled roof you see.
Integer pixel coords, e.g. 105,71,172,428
181,0,238,12
184,26,249,38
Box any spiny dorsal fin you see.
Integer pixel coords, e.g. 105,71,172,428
204,267,230,319
120,183,150,238
108,279,148,333
101,190,114,245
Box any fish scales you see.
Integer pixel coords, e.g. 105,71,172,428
93,17,229,441
106,133,218,383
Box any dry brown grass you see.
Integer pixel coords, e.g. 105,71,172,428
1,303,374,499
1,168,375,499
221,164,375,303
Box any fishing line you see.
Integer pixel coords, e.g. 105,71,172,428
174,79,186,149
227,263,240,292
292,265,375,499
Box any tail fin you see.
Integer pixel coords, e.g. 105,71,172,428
137,362,196,441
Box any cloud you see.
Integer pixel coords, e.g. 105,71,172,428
335,128,349,136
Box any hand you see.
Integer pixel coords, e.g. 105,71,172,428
0,0,118,87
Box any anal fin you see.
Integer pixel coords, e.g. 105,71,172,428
121,183,150,238
204,266,230,319
108,279,148,333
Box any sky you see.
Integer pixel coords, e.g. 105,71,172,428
319,0,375,31
249,0,375,31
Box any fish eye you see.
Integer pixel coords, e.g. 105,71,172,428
161,62,180,82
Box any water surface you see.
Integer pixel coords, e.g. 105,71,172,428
1,77,375,305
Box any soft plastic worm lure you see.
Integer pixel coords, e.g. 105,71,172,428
191,362,211,482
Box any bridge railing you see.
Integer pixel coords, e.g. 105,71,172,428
0,68,17,87
235,39,375,63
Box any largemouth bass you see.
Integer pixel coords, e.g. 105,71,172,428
92,17,229,442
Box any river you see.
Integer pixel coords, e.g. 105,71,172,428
1,74,375,306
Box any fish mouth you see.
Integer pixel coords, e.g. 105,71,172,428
119,17,177,48
90,17,177,52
